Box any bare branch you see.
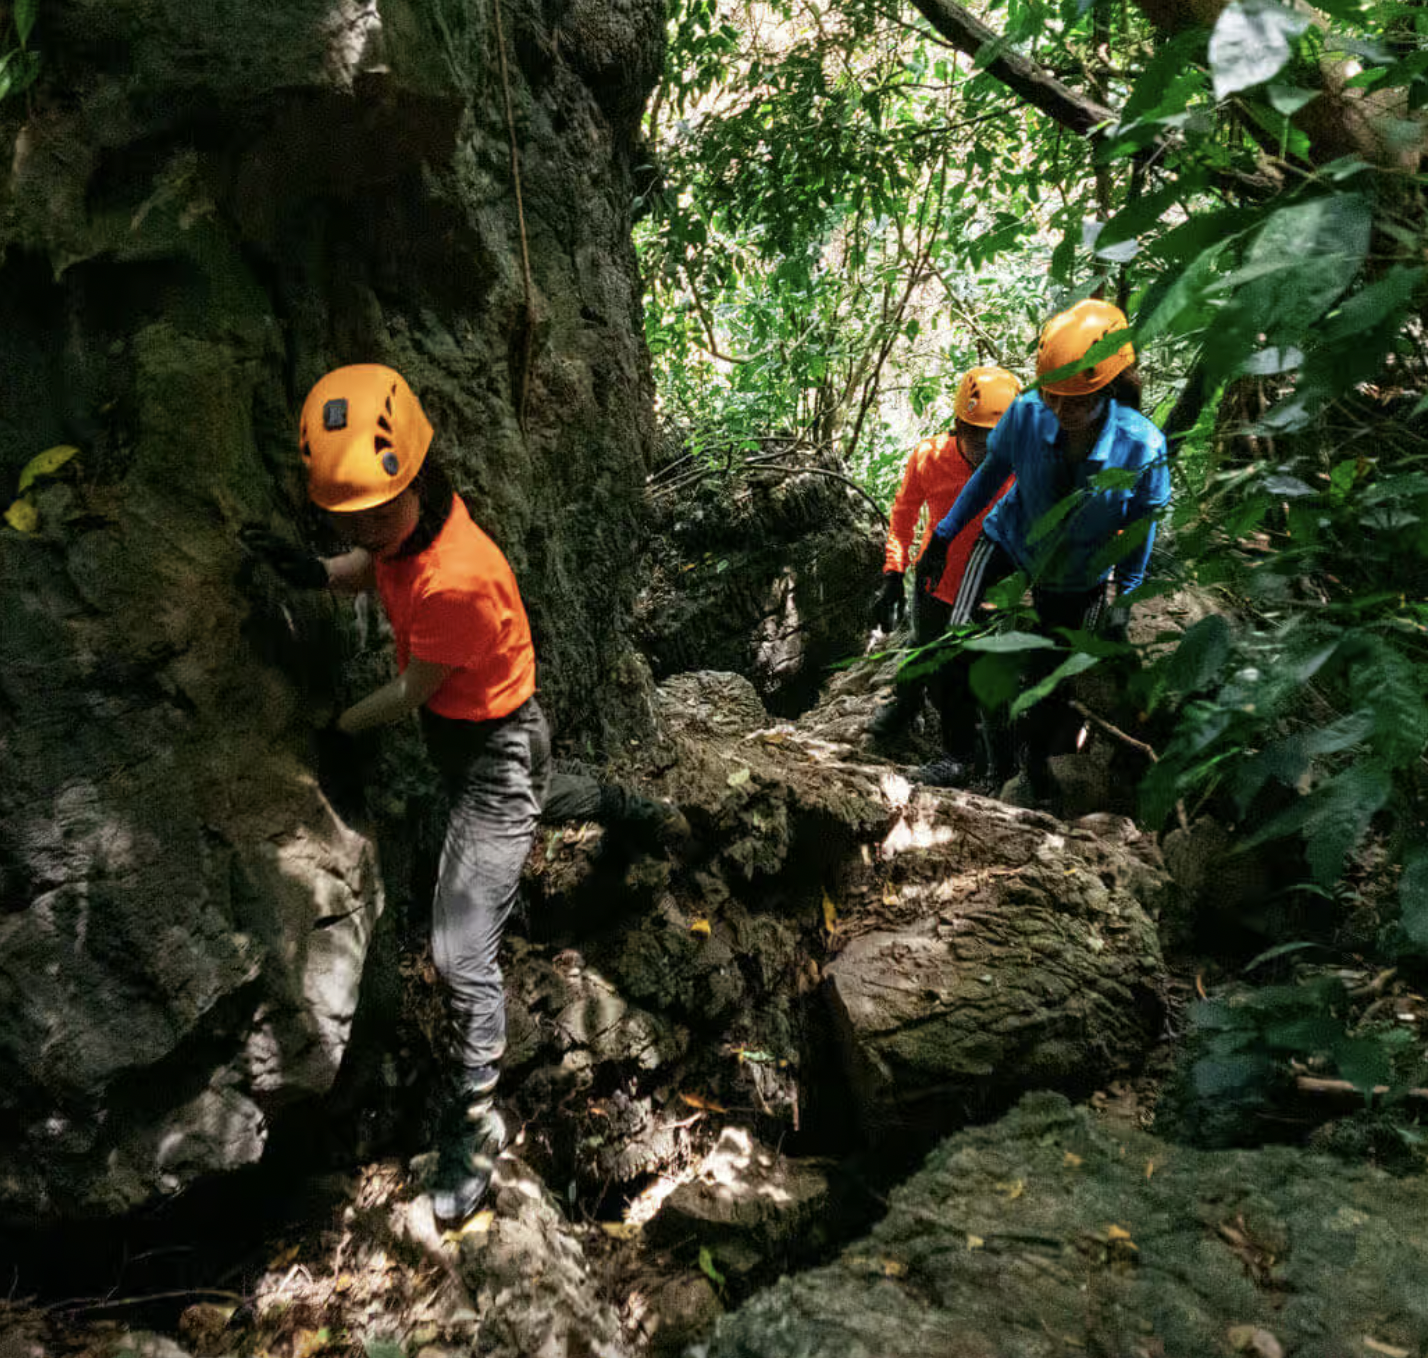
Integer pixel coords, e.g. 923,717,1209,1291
907,0,1114,136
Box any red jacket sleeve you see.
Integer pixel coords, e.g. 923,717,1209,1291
883,438,935,574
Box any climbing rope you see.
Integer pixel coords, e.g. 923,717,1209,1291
493,0,536,438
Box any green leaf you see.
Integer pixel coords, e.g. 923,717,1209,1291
1400,848,1428,949
1208,0,1312,99
1242,939,1327,972
1121,30,1210,123
969,652,1026,709
1267,83,1319,115
698,1245,726,1289
1010,652,1098,719
1166,615,1231,694
1241,195,1372,334
363,1342,406,1358
961,630,1059,654
1246,761,1391,884
15,0,37,46
1333,1035,1391,1095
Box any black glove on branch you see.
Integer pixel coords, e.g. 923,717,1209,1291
869,572,906,631
240,527,328,589
915,536,951,598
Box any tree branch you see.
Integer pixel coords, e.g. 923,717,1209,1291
907,0,1114,136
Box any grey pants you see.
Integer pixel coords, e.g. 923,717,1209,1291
422,699,552,1078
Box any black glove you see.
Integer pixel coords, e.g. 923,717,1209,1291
869,572,906,631
915,535,951,598
1101,599,1132,644
240,526,328,589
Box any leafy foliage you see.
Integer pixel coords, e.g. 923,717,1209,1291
0,0,41,102
637,0,1428,1149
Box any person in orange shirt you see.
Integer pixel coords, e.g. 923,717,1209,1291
242,366,685,1224
868,366,1019,763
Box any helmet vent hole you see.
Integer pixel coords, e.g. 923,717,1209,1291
377,414,392,433
301,440,312,460
374,434,394,453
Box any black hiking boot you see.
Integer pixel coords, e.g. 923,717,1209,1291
914,753,973,788
598,787,694,862
431,1084,507,1225
867,691,921,747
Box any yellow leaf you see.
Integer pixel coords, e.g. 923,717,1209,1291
821,890,838,933
689,918,712,937
994,1178,1025,1200
267,1242,300,1270
1063,1152,1083,1168
678,1091,728,1113
726,766,751,787
291,1329,330,1358
966,1234,984,1250
18,445,78,493
881,882,898,906
1145,1160,1155,1179
1106,1224,1133,1241
599,1221,642,1240
878,1258,907,1277
4,497,38,534
1362,1341,1411,1358
460,1208,495,1236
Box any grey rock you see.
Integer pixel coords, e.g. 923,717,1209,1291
707,1093,1428,1358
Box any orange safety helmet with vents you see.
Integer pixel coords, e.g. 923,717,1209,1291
1036,299,1135,397
953,365,1021,428
299,365,434,512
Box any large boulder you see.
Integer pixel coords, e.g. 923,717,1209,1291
0,0,664,1220
706,1092,1428,1358
636,458,883,717
824,798,1168,1138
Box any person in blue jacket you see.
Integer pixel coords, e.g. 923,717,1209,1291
913,298,1171,799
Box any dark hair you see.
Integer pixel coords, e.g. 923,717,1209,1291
393,451,456,558
1109,366,1143,412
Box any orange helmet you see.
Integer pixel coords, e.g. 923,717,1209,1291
953,365,1021,428
299,365,434,512
1036,299,1134,397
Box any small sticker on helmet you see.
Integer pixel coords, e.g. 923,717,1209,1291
323,399,349,431
381,451,400,476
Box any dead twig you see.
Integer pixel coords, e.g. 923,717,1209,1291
1069,699,1189,833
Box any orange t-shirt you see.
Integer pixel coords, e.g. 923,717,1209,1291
883,432,1012,605
373,495,537,723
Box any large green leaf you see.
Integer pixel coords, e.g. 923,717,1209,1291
1246,761,1391,884
962,631,1059,654
1009,651,1098,718
1208,0,1311,99
1166,615,1231,694
15,0,37,46
1237,194,1371,336
1400,848,1428,950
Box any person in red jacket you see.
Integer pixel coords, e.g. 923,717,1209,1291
868,365,1019,754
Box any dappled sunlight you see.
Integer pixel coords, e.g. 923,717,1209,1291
881,810,959,858
625,1171,686,1226
879,770,912,810
320,0,382,87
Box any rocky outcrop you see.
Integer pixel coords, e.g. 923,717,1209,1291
0,0,663,1221
636,456,883,717
706,1091,1428,1358
497,671,1168,1221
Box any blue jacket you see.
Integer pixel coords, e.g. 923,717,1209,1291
931,392,1171,595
